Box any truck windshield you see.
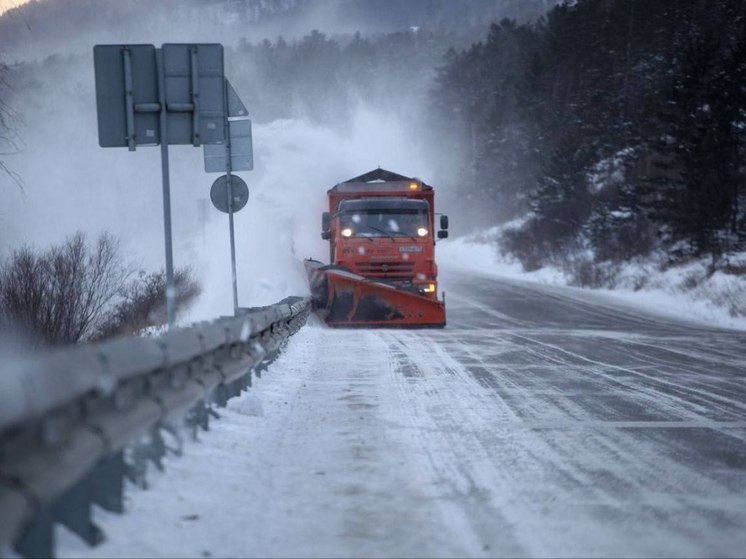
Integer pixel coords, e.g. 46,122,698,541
339,209,429,238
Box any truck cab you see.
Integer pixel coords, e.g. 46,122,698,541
322,173,448,299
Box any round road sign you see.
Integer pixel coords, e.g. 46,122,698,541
210,175,249,213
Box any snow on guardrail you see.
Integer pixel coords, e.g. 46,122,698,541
0,296,310,558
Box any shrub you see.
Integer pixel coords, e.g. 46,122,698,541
562,256,621,289
94,268,201,340
500,218,550,272
0,233,202,349
0,232,128,347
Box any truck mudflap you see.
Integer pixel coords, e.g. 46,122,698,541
304,259,446,328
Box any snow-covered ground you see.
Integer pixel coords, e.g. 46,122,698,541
438,230,746,332
56,277,746,558
58,325,481,558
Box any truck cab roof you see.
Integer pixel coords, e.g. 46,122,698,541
329,167,433,193
329,181,433,193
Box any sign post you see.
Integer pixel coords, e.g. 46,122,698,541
225,124,238,316
204,78,253,315
156,47,176,327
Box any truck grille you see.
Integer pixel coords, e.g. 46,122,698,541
355,261,415,278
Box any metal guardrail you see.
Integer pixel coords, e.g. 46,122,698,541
0,296,310,558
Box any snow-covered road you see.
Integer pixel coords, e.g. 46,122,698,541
59,270,746,558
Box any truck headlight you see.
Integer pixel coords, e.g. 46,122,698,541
341,228,353,237
417,227,428,237
423,283,436,293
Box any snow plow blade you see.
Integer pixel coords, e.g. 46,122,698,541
305,259,446,328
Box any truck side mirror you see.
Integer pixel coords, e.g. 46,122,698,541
437,230,449,239
321,212,330,240
440,215,449,230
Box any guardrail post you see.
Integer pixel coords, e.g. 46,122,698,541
148,426,167,472
125,444,149,490
14,507,54,559
91,452,125,513
213,384,230,408
230,375,247,396
254,347,281,378
53,476,104,547
185,399,218,437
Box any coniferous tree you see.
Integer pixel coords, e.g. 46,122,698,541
430,0,746,265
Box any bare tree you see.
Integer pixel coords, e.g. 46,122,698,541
94,267,202,340
0,232,129,347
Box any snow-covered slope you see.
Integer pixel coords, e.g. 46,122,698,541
439,230,746,331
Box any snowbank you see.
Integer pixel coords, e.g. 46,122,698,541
438,230,746,331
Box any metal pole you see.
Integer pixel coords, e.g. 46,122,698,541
224,81,239,316
227,171,239,316
157,48,176,329
122,48,136,152
190,46,200,147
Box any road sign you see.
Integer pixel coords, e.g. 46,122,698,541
203,79,253,172
226,80,248,118
210,175,249,213
204,119,253,172
94,43,227,149
162,43,226,146
93,45,160,148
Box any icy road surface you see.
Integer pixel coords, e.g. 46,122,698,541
60,271,746,558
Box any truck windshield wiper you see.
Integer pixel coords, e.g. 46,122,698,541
364,225,397,240
363,225,418,241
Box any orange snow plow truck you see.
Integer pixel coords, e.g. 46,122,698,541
304,168,449,328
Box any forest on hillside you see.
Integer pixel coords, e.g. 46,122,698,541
430,0,746,274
